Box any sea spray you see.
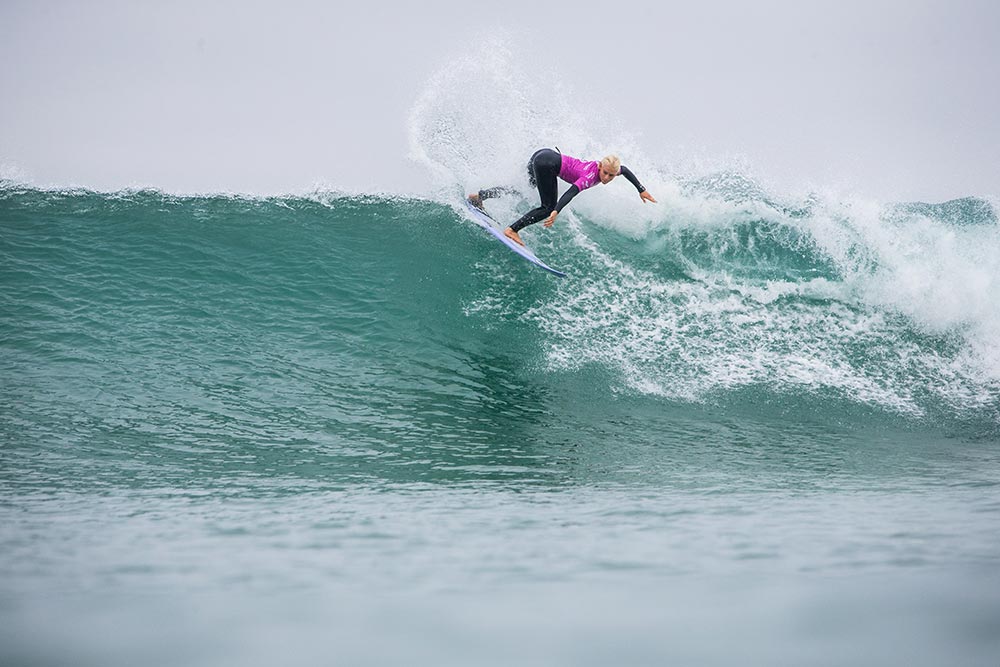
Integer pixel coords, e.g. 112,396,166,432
403,47,999,423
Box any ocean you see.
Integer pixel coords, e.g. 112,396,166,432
1,179,998,665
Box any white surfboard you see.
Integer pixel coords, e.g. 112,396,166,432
463,200,567,278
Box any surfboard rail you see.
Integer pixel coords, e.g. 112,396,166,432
463,200,567,278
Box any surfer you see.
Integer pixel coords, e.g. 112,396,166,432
468,148,656,246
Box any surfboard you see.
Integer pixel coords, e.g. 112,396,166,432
463,200,567,278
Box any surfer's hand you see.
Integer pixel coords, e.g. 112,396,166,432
543,211,558,227
640,191,657,204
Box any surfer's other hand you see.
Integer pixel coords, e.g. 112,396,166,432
640,191,657,204
543,210,558,227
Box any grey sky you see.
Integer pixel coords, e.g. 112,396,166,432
2,0,998,201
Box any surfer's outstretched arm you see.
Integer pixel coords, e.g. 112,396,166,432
541,186,580,227
620,165,657,203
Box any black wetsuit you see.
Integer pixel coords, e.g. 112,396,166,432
478,148,646,232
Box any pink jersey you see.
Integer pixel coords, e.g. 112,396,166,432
559,154,601,192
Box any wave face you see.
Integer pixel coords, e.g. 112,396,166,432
1,183,998,477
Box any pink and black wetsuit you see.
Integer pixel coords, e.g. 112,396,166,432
479,148,646,232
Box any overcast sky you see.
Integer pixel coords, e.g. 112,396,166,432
1,0,997,202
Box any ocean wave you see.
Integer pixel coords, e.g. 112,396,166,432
2,184,998,434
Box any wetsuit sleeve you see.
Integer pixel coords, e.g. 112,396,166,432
555,185,580,213
620,165,646,193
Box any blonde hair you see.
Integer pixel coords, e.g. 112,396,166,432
600,155,621,174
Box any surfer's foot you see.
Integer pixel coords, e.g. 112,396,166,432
467,193,485,211
504,227,525,246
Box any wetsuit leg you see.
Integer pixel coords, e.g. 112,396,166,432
510,149,560,232
477,186,519,200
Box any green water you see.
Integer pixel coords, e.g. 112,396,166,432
1,186,998,665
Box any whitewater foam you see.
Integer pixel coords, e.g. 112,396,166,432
403,44,1000,417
